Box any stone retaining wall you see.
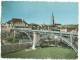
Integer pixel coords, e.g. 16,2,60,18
1,43,32,54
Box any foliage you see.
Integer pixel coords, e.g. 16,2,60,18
7,37,19,43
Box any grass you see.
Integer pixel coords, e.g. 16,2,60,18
2,47,77,59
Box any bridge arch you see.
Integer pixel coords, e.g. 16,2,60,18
12,28,78,53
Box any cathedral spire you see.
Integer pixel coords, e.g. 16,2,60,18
52,12,54,26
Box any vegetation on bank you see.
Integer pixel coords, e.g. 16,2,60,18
2,47,77,59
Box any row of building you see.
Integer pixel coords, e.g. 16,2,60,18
1,18,78,33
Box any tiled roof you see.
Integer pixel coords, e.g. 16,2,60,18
7,18,28,24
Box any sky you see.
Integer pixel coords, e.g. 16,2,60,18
1,1,78,25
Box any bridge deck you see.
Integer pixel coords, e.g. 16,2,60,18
12,28,78,35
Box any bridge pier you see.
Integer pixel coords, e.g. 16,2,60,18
13,30,16,42
70,34,73,46
32,32,37,50
13,30,16,38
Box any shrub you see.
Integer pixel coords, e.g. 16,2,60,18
7,37,19,43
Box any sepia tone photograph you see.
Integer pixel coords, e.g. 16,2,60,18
1,1,78,59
